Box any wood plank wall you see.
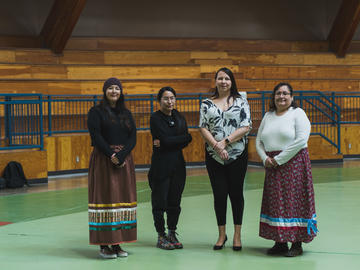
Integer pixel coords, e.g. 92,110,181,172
3,47,360,94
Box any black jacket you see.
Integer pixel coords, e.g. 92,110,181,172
148,109,192,181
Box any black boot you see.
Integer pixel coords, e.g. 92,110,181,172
285,242,303,257
157,233,175,250
167,230,183,249
267,242,289,255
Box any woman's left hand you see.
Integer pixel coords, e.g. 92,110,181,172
111,154,120,165
214,139,226,154
271,158,279,167
219,149,229,161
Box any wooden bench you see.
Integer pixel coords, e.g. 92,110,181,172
0,78,212,95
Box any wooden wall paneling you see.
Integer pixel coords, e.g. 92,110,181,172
230,52,360,65
0,149,47,180
67,65,201,80
104,51,192,65
247,137,262,163
44,136,57,172
302,53,360,65
241,65,360,80
0,64,32,79
61,51,106,65
341,125,360,155
107,79,212,95
229,53,300,65
14,50,60,65
31,65,68,79
132,130,153,165
67,66,114,80
190,51,229,60
249,79,360,92
0,50,15,63
0,79,212,95
44,134,92,172
183,129,205,162
199,64,240,74
194,59,235,65
201,72,244,79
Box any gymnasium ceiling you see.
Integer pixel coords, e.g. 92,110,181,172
0,0,359,57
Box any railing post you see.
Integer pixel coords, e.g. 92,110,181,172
261,92,265,117
48,95,52,136
5,96,12,146
39,94,44,150
331,92,336,126
93,95,98,106
150,94,154,114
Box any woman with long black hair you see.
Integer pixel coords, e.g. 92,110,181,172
199,67,251,251
148,86,192,250
87,77,137,259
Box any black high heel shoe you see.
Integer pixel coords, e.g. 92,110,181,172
213,235,228,250
232,245,242,251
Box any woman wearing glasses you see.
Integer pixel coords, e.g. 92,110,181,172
256,82,317,257
148,86,192,250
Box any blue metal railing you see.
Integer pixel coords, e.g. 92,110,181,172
1,91,357,153
0,94,44,150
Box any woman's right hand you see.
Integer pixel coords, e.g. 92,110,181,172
264,157,275,168
153,139,160,147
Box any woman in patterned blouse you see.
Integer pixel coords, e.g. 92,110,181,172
199,67,252,251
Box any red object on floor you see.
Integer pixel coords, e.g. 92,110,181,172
0,221,12,226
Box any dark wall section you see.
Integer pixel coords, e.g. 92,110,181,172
0,0,343,40
0,0,53,36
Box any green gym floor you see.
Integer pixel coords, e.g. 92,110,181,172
0,162,359,270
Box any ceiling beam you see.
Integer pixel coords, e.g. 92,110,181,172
328,0,360,57
40,0,87,54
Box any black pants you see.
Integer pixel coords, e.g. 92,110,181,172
205,147,248,226
149,157,186,233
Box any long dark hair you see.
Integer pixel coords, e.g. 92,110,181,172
269,82,298,112
212,67,240,103
157,86,187,135
99,85,132,129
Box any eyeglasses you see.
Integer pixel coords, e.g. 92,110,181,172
275,92,291,97
161,97,176,102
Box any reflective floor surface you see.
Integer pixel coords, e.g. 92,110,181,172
0,161,359,270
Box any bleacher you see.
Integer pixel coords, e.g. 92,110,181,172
2,39,360,178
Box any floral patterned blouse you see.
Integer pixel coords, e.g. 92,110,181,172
199,93,252,164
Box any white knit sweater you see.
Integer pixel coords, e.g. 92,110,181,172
255,107,311,165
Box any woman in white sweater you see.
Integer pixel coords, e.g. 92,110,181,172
256,83,318,257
